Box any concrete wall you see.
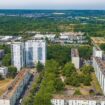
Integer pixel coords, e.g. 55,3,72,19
72,57,80,69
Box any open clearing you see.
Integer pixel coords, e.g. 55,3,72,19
0,79,13,96
59,72,103,96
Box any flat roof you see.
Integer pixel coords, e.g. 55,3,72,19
60,32,84,36
12,39,46,44
11,41,23,44
71,48,79,57
52,94,105,101
91,37,105,45
0,69,30,99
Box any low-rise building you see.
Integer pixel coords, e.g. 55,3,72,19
0,69,31,105
33,34,56,41
0,66,8,77
51,95,105,105
71,48,80,69
58,32,87,44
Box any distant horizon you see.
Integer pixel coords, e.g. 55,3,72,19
0,0,105,10
0,9,105,11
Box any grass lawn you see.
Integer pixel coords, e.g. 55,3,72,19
0,79,13,96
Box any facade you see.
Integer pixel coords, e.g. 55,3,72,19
11,40,46,71
58,32,87,44
25,40,46,67
93,46,105,95
71,48,80,69
11,42,25,71
93,57,105,95
0,69,31,105
51,95,105,105
0,66,8,77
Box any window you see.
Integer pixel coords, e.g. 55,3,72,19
28,47,33,61
38,47,42,60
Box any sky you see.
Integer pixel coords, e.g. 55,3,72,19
0,0,105,10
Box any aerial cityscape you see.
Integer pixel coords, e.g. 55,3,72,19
0,0,105,105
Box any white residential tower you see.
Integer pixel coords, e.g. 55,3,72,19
11,40,46,71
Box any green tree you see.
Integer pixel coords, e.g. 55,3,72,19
54,78,64,91
100,44,105,51
45,59,59,74
47,45,71,65
79,46,92,59
62,62,76,77
36,61,44,72
8,66,17,78
83,74,92,86
65,73,80,87
2,53,11,66
80,65,94,74
74,89,82,95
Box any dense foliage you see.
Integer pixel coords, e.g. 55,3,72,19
36,61,44,72
63,62,93,87
7,66,17,78
100,44,105,51
47,44,92,66
23,60,64,105
0,10,105,37
0,44,11,66
78,46,92,59
2,53,11,66
47,44,71,65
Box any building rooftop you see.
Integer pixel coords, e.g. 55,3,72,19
26,39,46,43
60,32,84,36
71,48,79,57
11,41,23,44
91,37,105,45
53,94,105,101
0,69,30,99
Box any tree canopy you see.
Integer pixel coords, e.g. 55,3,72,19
2,53,11,66
62,62,76,77
36,61,44,72
8,66,17,78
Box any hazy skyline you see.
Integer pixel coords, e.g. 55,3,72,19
0,0,105,10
